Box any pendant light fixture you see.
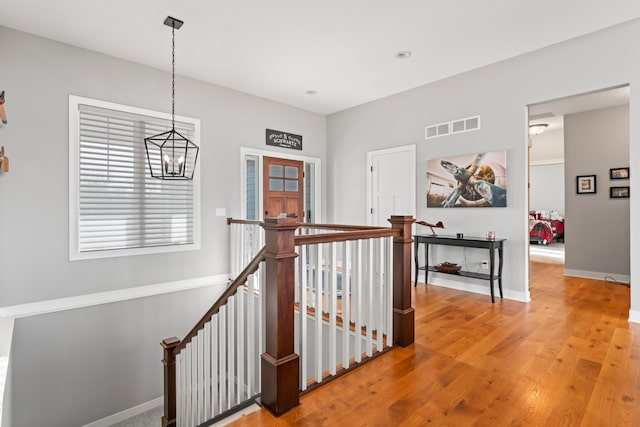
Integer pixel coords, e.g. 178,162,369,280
145,16,199,180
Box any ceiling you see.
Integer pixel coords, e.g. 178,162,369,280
2,1,640,115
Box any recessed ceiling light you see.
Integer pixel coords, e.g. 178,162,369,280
395,50,412,59
305,90,318,95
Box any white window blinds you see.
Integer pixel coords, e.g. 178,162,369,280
69,96,200,259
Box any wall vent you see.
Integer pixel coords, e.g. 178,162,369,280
425,115,481,139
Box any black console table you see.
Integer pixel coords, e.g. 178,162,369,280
414,234,505,303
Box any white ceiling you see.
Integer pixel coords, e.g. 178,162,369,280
2,1,640,115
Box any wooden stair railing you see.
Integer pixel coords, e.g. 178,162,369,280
161,246,266,427
163,215,415,426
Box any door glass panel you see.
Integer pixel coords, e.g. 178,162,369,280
284,180,298,192
284,166,298,179
269,178,284,191
269,165,283,178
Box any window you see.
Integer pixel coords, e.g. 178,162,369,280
69,96,200,260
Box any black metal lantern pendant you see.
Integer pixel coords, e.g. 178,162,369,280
145,16,199,180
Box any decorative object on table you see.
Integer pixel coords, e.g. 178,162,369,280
434,262,462,273
610,167,629,180
0,146,8,172
416,220,445,236
576,174,596,194
426,150,507,208
486,231,495,241
0,90,7,125
144,17,199,180
456,233,463,239
610,186,629,199
266,129,303,150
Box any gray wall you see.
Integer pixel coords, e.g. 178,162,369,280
0,26,326,307
530,163,565,217
327,19,640,305
0,26,326,426
564,105,630,276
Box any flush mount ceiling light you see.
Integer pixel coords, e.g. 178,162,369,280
144,16,199,180
528,123,549,136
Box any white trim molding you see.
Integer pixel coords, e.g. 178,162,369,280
628,310,640,324
420,275,529,303
82,396,163,427
0,274,229,319
564,269,630,284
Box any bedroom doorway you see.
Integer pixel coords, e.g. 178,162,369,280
527,85,631,284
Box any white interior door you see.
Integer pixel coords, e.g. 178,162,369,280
367,145,416,226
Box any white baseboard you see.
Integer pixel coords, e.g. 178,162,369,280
564,269,630,284
82,396,163,427
424,274,529,302
628,310,640,324
0,273,230,319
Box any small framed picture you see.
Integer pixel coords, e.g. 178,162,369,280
576,175,597,194
610,186,630,198
610,167,629,180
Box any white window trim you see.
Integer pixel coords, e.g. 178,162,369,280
239,147,322,223
69,95,201,260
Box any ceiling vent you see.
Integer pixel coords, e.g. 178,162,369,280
425,115,481,139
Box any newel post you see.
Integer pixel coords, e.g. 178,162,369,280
260,217,300,415
161,337,180,427
388,215,415,347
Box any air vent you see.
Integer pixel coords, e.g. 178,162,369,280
425,115,481,139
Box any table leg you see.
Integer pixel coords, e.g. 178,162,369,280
414,239,419,287
489,247,495,303
498,244,504,298
424,242,429,285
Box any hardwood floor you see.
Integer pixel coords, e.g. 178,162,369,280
228,261,639,426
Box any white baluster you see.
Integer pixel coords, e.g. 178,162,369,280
315,244,323,383
246,273,255,398
219,306,227,412
386,236,394,347
377,238,384,352
176,352,182,427
211,315,219,416
342,240,350,370
366,239,374,357
228,295,236,407
329,242,337,375
354,239,363,363
300,243,308,391
204,322,211,420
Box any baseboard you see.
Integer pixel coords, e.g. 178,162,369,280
0,273,230,319
82,396,163,427
628,310,640,324
425,275,529,302
564,269,630,284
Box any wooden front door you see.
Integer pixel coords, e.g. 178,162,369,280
263,156,304,219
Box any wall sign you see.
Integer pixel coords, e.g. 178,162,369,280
266,129,302,150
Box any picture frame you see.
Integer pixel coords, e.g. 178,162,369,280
610,167,629,180
610,186,630,199
576,175,596,194
425,150,507,208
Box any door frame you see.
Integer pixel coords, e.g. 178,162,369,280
240,147,322,222
366,144,416,226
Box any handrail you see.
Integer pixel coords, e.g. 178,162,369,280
227,217,389,232
295,228,399,246
297,223,384,231
227,217,263,225
173,246,267,355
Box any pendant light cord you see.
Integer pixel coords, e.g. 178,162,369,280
171,23,176,131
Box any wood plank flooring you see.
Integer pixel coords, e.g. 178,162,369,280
228,261,638,426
